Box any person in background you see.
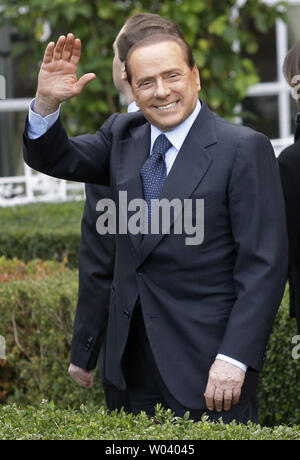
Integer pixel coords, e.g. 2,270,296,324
67,14,183,412
278,41,300,334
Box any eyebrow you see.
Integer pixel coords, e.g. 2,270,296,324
135,68,183,86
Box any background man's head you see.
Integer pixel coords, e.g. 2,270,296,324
283,41,300,109
125,34,200,132
112,13,182,97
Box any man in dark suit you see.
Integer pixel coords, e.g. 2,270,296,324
23,31,288,423
68,14,183,413
278,115,300,334
278,41,300,334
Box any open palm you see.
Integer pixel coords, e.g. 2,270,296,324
37,33,96,105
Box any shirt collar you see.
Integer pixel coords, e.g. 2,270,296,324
150,99,201,152
127,101,139,113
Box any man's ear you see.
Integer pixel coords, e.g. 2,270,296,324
193,65,201,92
121,64,128,81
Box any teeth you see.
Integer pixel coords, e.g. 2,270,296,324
157,102,177,110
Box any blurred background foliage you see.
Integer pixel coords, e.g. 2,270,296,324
0,0,286,134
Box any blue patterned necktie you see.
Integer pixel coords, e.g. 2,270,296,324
140,133,172,228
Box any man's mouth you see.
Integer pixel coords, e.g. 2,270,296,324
155,101,178,111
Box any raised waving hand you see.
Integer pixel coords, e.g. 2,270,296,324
34,33,96,117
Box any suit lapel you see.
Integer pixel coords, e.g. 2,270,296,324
138,101,217,267
116,122,150,257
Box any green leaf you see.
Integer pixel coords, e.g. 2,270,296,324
208,14,228,36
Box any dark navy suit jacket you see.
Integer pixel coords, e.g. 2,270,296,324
278,120,300,333
70,183,115,376
23,101,288,409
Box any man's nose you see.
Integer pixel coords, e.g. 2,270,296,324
154,78,171,98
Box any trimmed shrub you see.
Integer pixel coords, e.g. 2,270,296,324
258,286,300,426
0,255,300,426
0,402,299,440
0,202,84,268
0,259,104,408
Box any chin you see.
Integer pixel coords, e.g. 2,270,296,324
158,118,182,132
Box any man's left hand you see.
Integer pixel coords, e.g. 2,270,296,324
204,360,245,412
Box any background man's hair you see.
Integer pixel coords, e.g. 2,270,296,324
282,41,300,108
117,13,183,63
125,33,196,85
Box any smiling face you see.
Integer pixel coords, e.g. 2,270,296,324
128,40,201,131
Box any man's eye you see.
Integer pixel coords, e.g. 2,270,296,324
140,81,152,88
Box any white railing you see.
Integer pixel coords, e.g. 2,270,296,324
0,137,293,207
0,98,85,206
0,164,84,206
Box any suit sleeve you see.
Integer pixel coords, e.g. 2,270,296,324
23,113,119,185
218,132,288,371
70,184,115,371
278,145,300,261
278,145,300,331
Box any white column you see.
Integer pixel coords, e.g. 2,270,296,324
276,18,291,138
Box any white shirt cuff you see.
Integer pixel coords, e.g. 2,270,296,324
27,98,60,139
216,354,247,372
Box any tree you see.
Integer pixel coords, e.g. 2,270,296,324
0,0,287,134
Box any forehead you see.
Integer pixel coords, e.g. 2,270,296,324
129,41,188,79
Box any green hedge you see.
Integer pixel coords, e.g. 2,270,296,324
0,402,299,440
0,260,105,409
0,257,299,426
0,200,299,426
0,202,84,268
258,290,300,426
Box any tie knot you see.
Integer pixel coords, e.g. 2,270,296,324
152,134,172,158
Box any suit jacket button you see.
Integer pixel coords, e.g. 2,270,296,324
123,310,130,319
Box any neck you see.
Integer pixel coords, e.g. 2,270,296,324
122,87,134,106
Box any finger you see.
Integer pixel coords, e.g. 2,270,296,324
223,389,233,411
75,374,90,387
82,375,93,388
70,38,82,66
214,388,224,413
53,35,66,60
74,73,96,94
232,387,242,406
204,381,215,411
86,376,94,388
62,33,75,61
43,42,55,64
